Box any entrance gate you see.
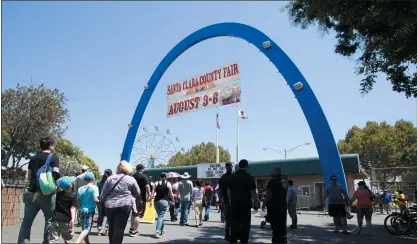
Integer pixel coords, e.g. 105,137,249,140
120,22,348,193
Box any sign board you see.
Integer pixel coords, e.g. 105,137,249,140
197,163,228,179
167,62,240,101
167,83,241,118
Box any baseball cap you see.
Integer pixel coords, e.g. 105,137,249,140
81,165,89,170
136,164,145,171
84,172,95,181
225,162,233,167
58,177,72,189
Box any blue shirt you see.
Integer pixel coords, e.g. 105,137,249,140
381,193,392,204
287,185,297,205
77,184,99,213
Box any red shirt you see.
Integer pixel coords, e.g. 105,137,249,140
353,189,373,208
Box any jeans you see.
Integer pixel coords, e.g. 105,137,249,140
204,199,212,218
222,203,231,237
97,205,109,229
18,191,56,244
105,206,131,244
155,200,168,234
180,200,190,225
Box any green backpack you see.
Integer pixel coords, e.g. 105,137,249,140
36,153,57,195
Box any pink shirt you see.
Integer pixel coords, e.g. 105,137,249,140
353,190,373,208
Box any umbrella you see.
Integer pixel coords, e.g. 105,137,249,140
166,172,181,179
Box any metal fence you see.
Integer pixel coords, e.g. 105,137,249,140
370,181,417,204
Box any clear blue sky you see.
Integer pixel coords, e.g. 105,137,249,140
3,2,416,173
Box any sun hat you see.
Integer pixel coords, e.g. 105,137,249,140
81,165,89,170
181,172,191,178
84,172,96,181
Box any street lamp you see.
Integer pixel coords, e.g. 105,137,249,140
262,142,311,159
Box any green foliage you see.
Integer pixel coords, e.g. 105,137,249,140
338,120,417,182
285,1,417,98
1,83,70,167
168,142,231,167
55,138,100,179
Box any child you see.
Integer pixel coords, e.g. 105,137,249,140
49,177,77,243
75,172,100,244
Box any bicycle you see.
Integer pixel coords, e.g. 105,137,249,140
384,206,417,236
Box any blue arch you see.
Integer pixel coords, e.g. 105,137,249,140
121,22,348,193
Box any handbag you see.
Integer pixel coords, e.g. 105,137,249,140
99,175,126,216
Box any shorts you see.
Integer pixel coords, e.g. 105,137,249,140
48,221,74,243
328,204,346,218
135,197,146,218
356,207,373,222
79,211,95,231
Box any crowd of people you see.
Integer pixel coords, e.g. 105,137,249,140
16,137,416,244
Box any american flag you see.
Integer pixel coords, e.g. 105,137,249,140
216,113,220,129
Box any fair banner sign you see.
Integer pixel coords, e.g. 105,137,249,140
167,83,241,118
197,163,227,179
167,62,240,101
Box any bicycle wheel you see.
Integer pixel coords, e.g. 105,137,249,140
408,215,417,237
384,213,408,235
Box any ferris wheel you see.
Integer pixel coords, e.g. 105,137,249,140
130,126,184,168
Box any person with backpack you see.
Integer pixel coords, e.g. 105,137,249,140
203,182,214,221
75,172,100,244
18,137,60,244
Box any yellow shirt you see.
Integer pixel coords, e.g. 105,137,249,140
398,193,407,206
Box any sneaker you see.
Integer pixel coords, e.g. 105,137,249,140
129,228,134,235
155,234,161,239
289,225,297,229
342,230,349,235
129,231,140,237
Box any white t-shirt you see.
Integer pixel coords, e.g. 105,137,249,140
192,187,204,200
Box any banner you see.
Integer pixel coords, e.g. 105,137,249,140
167,83,241,118
197,163,228,179
167,62,240,101
140,199,156,224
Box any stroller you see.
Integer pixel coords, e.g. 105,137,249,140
260,201,269,228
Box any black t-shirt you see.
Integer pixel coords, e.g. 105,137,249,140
54,190,77,223
28,152,60,193
133,172,150,201
266,176,288,210
219,171,232,202
227,169,256,208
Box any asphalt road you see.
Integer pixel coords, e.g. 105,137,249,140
2,206,416,243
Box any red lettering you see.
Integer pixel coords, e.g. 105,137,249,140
168,104,174,116
213,92,219,104
194,97,201,108
179,101,184,112
232,63,239,76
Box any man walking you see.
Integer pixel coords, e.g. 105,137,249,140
170,177,180,221
130,164,151,237
18,137,60,244
287,180,297,229
178,172,193,226
74,165,88,193
265,167,288,243
227,159,260,244
219,162,233,241
325,175,349,234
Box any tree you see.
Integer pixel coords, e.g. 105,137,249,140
168,142,231,167
285,1,417,98
55,138,100,179
338,120,417,182
1,83,70,167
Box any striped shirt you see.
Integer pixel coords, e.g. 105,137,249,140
101,174,140,209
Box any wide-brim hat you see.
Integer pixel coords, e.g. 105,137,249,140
181,172,191,178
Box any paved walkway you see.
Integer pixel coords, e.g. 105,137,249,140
2,207,416,243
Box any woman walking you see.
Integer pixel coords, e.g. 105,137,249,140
151,172,174,238
97,169,112,235
191,180,204,227
101,161,140,244
349,181,376,235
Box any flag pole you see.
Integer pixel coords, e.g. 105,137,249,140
236,105,240,163
216,112,220,163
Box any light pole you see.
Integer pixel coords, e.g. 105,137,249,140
263,142,311,159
